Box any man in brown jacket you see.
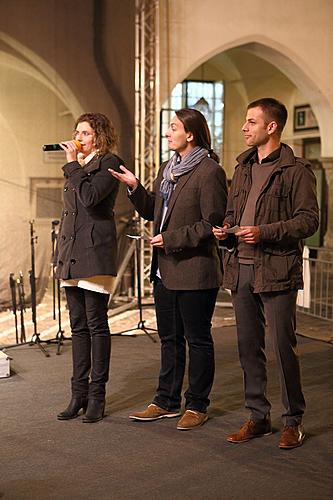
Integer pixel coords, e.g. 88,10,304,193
214,98,319,449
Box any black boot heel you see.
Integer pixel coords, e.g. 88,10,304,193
82,399,105,423
57,397,88,420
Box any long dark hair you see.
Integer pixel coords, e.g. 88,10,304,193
74,112,118,155
175,108,220,163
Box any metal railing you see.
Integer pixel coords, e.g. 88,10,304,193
297,246,333,321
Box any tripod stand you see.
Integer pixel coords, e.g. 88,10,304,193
113,221,157,343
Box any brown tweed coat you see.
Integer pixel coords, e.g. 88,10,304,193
129,156,228,290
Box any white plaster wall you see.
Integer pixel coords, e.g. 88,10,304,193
0,58,75,307
0,0,136,308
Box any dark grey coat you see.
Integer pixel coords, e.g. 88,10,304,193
129,156,228,290
55,153,121,280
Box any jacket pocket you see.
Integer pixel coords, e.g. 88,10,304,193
91,220,115,247
81,223,94,248
262,184,291,219
263,252,300,284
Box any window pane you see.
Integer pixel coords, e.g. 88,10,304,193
161,79,224,162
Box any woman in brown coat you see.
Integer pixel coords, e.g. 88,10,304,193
110,109,228,430
56,113,121,423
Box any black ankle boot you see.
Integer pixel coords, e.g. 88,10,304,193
82,399,105,423
57,397,88,420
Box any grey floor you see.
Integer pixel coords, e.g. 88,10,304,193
0,309,332,500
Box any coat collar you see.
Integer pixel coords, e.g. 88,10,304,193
236,143,296,170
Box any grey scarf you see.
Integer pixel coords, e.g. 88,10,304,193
159,146,208,204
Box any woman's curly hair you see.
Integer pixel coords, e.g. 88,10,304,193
74,112,118,155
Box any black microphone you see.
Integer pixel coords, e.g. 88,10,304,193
42,140,81,151
43,144,63,151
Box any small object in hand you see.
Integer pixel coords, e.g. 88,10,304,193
223,225,241,234
126,234,151,241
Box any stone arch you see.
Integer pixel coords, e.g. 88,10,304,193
0,31,83,118
167,34,333,157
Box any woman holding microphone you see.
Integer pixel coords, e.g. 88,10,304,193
56,112,121,423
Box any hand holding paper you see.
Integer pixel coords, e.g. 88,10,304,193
222,225,241,234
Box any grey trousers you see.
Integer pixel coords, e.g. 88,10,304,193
232,264,305,426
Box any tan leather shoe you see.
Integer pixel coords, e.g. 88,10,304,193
227,419,272,443
279,425,305,449
129,403,181,421
176,410,208,430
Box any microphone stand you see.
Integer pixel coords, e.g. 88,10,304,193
112,217,157,342
9,273,19,344
1,273,26,351
49,220,71,355
17,272,26,344
51,220,59,323
28,220,50,357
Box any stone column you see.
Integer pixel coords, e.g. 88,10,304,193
320,158,333,249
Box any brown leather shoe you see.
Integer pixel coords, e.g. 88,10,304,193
176,410,208,430
279,425,305,449
227,419,272,443
129,404,181,421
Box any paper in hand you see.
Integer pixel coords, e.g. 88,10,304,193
126,234,151,241
223,225,241,234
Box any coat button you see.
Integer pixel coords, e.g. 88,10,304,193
64,187,68,192
72,212,76,216
70,259,76,265
64,210,68,216
70,235,74,240
62,235,66,240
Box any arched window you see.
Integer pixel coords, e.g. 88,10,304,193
160,80,224,162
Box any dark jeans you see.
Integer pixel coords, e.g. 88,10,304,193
153,279,218,413
65,287,111,401
232,264,305,426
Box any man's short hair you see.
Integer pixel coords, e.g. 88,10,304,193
247,98,288,135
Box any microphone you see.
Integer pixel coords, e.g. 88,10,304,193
42,140,82,151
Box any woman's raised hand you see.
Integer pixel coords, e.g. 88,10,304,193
109,165,138,190
59,140,80,163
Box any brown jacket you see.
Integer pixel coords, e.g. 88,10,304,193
223,143,319,292
130,156,228,290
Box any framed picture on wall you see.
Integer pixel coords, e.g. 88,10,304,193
294,104,319,132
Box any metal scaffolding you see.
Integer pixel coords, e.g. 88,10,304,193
135,0,160,295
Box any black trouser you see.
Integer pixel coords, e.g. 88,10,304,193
153,279,218,413
65,287,111,402
232,264,305,426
